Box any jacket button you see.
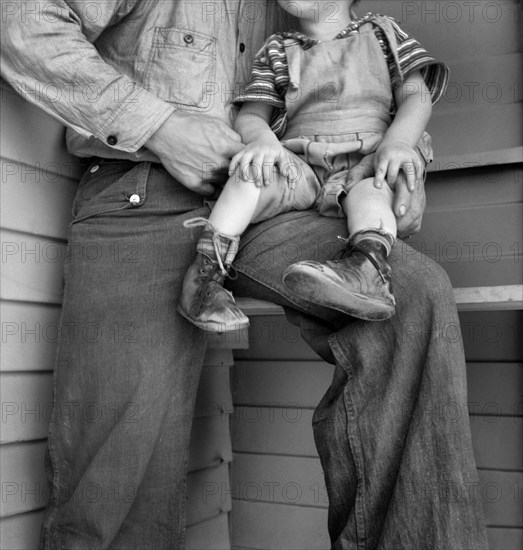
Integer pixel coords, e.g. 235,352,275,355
239,42,245,53
129,194,140,206
107,135,118,146
184,34,194,44
89,164,100,174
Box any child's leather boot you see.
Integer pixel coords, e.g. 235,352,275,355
178,218,249,332
282,232,395,321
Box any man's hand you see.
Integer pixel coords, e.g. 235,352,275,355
393,170,426,238
146,111,244,196
345,152,427,238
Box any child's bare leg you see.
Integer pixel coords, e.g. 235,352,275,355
283,177,397,321
178,170,260,332
208,169,261,236
342,177,396,245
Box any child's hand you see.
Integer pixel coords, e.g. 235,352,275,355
229,140,291,187
373,142,423,193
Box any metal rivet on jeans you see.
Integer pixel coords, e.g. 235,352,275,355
89,164,100,174
129,194,141,206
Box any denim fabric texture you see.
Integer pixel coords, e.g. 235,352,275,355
41,160,488,548
41,161,210,549
231,215,489,549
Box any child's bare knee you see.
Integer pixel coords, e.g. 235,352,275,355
348,177,393,202
227,166,258,190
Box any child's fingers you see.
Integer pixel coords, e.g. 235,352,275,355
234,155,257,184
262,162,274,186
386,160,401,187
374,158,389,188
253,153,268,187
246,162,264,187
402,161,417,192
232,152,252,179
228,152,242,176
240,156,255,183
277,152,291,179
248,163,263,187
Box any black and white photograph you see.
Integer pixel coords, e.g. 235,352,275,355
0,1,521,549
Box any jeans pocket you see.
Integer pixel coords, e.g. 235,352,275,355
71,161,151,224
145,27,216,111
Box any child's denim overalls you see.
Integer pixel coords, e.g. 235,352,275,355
254,16,406,221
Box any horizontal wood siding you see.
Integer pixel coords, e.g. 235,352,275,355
0,511,232,550
410,164,522,288
364,0,523,167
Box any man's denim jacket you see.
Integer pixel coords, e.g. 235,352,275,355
0,0,433,164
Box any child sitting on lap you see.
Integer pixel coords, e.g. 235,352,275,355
178,0,449,332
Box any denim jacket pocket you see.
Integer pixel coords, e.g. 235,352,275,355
145,27,216,111
71,161,151,224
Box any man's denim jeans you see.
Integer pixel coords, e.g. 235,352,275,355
41,161,488,549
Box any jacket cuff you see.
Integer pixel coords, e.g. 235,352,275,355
98,85,176,153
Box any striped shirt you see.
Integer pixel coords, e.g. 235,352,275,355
234,13,449,139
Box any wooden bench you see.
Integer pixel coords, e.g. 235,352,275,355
236,285,523,316
203,284,522,349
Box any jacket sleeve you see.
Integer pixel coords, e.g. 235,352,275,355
0,0,175,152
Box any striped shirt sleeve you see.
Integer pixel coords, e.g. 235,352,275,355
381,18,449,104
234,34,290,137
234,34,288,107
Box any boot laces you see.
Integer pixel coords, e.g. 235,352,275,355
212,232,227,276
185,217,239,279
336,236,387,284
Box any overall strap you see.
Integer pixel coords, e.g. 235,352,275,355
370,15,403,86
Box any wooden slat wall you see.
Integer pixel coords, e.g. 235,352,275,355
365,0,522,168
0,81,233,549
410,164,522,287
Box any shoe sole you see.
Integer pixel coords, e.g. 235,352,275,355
283,272,395,321
177,305,250,333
